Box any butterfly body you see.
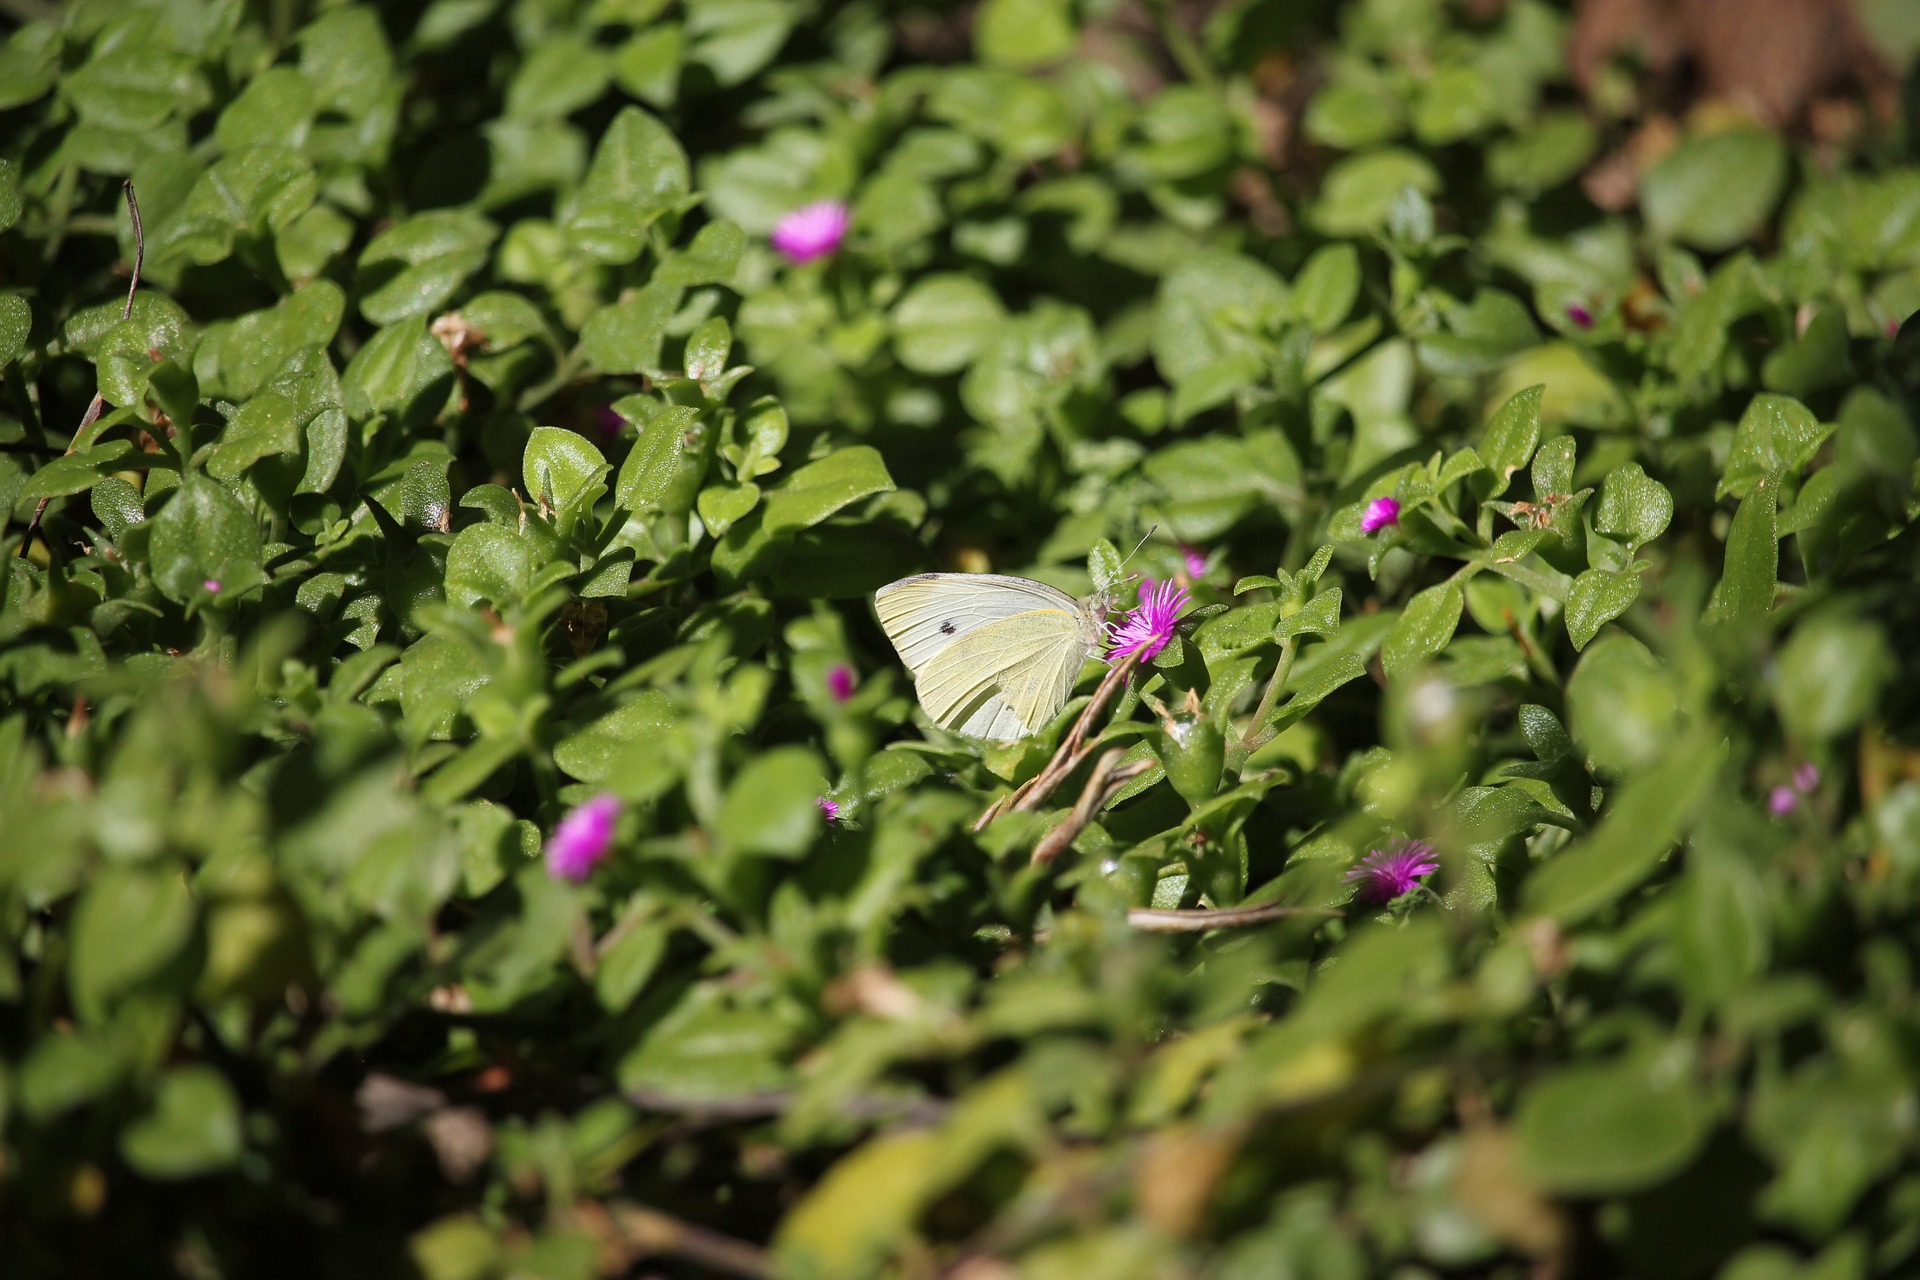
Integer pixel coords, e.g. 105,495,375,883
874,572,1107,741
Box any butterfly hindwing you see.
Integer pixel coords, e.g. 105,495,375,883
913,610,1090,740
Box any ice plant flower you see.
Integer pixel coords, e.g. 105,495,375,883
1770,764,1820,816
1345,839,1440,904
203,579,222,594
827,664,856,703
817,795,844,822
1180,544,1209,580
1106,579,1191,665
771,200,850,264
1360,496,1401,535
546,794,621,882
1565,301,1594,330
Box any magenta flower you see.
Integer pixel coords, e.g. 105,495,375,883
771,200,850,264
1770,764,1820,816
1345,839,1440,904
594,404,625,438
1180,544,1209,580
817,795,844,822
546,794,621,882
203,579,222,594
1888,316,1904,337
1360,496,1401,535
1565,302,1594,330
1106,579,1191,665
826,665,856,703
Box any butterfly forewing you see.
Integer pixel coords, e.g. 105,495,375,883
875,573,1084,675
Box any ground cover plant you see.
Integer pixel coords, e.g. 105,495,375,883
4,0,1920,1275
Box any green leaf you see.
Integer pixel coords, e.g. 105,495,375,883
356,211,497,325
1642,128,1788,251
1716,473,1780,621
341,317,456,421
0,293,30,369
214,65,317,153
1477,384,1542,498
1523,728,1719,922
686,0,796,86
1411,64,1497,145
505,34,610,119
892,274,1006,375
206,391,306,480
148,476,265,603
1773,611,1895,742
1276,589,1342,640
522,427,609,516
613,25,683,107
444,523,534,609
1312,148,1441,237
1719,393,1829,500
69,864,196,1013
654,220,744,287
580,284,681,374
613,398,710,520
1530,434,1575,499
975,0,1075,67
617,983,790,1098
1289,243,1360,334
18,441,136,502
1565,568,1641,652
717,746,827,858
1381,581,1463,677
194,282,346,401
1566,634,1681,776
563,105,690,263
1594,461,1673,551
1517,1045,1710,1194
755,447,895,538
119,1066,244,1180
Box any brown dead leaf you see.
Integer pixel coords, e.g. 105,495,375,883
1570,0,1897,128
1134,1124,1243,1238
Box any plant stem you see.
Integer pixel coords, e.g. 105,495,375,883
1232,633,1299,768
1147,0,1219,91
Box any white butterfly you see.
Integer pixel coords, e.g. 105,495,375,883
874,572,1109,741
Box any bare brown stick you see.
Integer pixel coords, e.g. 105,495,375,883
974,651,1141,832
601,1201,774,1280
19,179,143,557
625,1086,948,1130
1032,749,1155,866
1125,903,1340,933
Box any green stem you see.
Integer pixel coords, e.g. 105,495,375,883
1231,633,1299,771
1147,0,1219,91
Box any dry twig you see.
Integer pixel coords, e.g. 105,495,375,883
974,651,1141,832
1031,748,1155,866
1126,903,1339,933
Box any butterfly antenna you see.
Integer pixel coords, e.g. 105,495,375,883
1119,525,1157,569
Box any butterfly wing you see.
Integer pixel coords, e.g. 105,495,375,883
874,573,1083,675
874,573,1098,741
914,610,1092,741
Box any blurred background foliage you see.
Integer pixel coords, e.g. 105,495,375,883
3,0,1920,1276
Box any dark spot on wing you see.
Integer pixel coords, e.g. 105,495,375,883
939,620,957,635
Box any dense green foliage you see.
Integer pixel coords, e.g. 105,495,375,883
5,0,1920,1275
